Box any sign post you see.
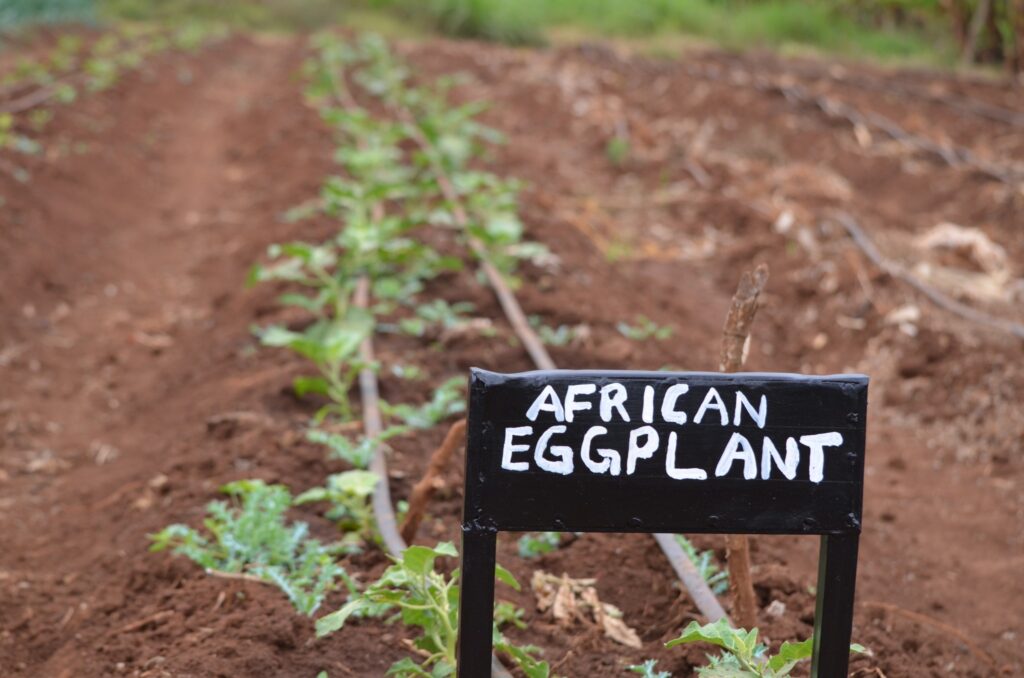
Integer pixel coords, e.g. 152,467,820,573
458,368,868,677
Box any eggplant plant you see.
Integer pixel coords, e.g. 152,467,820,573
149,480,356,616
316,542,554,678
665,619,867,677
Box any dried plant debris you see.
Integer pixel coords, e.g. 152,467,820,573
530,570,642,648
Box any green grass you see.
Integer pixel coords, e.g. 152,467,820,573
1,0,94,29
98,0,347,30
99,0,425,38
5,0,956,68
376,0,955,64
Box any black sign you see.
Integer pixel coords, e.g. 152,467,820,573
457,369,868,677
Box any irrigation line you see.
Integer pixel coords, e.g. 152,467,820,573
354,278,406,558
711,53,1024,128
834,212,1024,341
0,33,162,116
392,99,731,624
398,111,556,371
653,534,730,622
0,73,80,115
684,64,1023,184
332,70,515,678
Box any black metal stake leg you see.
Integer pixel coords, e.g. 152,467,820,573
457,527,497,678
811,533,860,678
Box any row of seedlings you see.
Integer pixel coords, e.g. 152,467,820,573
318,35,868,677
1,23,219,187
153,30,555,678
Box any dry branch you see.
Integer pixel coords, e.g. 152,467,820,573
718,263,770,631
400,418,467,544
834,213,1024,340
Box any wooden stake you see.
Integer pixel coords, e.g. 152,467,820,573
719,263,769,630
400,418,467,544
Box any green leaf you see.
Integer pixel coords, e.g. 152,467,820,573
433,541,458,558
385,657,433,677
329,470,380,497
696,664,756,678
767,637,813,673
494,564,520,591
293,487,329,504
401,545,441,576
402,542,457,576
316,598,372,637
628,659,672,678
258,325,302,347
279,292,328,313
294,376,330,398
666,619,750,656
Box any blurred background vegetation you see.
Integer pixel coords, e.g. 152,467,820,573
2,0,1023,72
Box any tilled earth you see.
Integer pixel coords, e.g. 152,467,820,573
1,32,1021,678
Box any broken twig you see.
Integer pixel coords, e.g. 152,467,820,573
719,263,770,631
400,418,467,544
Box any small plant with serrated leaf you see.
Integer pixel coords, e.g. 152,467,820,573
675,535,729,595
528,315,583,347
149,479,355,615
665,618,867,677
295,470,379,550
617,315,673,341
316,542,553,677
628,659,671,678
517,531,561,559
380,376,466,430
255,312,373,422
398,299,476,337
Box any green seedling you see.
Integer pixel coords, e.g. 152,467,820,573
295,470,379,550
674,535,729,595
493,600,527,630
665,618,867,677
316,542,552,677
617,315,673,341
1,24,219,196
308,33,552,279
605,136,631,167
517,531,561,559
306,428,377,468
391,363,425,380
256,312,373,421
150,480,355,615
398,299,476,337
528,315,581,347
628,660,671,678
380,376,466,430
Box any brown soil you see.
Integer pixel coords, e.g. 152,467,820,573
1,32,1021,678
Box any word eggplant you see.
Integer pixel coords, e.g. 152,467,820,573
501,424,842,482
493,379,852,483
